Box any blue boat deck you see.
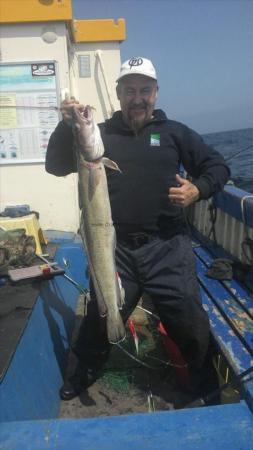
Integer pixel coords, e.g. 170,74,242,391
0,230,253,449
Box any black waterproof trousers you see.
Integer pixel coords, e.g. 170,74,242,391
73,232,211,374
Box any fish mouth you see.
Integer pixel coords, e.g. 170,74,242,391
83,105,92,120
73,105,93,124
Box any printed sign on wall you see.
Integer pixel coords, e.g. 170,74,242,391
0,62,60,164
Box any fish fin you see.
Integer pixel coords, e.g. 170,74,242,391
106,312,126,344
112,231,125,309
88,167,102,201
116,272,125,309
102,157,122,173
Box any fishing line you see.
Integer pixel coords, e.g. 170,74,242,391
116,343,187,370
116,343,160,370
4,103,252,165
224,143,253,163
136,304,160,320
145,354,188,369
0,105,59,110
36,254,88,295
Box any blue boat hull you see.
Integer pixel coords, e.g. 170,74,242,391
1,188,253,448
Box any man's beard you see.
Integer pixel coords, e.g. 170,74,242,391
128,107,147,134
130,117,145,134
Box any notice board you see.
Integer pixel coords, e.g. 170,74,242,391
0,61,60,164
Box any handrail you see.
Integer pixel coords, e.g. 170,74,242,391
95,49,115,117
213,185,253,228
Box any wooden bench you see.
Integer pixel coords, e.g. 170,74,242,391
192,232,253,411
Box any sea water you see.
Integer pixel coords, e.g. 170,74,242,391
203,127,253,193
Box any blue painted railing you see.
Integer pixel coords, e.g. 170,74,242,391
214,185,253,228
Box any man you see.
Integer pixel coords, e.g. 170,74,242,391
46,57,230,402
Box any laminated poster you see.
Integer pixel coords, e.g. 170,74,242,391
0,62,60,164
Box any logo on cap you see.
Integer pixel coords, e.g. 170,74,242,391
128,57,143,69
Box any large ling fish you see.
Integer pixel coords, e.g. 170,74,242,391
72,105,126,344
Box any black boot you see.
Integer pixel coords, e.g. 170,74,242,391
189,344,220,406
60,363,99,401
60,347,110,401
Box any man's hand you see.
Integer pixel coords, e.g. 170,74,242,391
60,95,84,126
168,174,200,207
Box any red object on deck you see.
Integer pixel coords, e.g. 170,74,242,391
127,318,139,354
42,267,51,276
158,322,191,388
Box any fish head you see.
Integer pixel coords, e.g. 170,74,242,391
72,105,104,161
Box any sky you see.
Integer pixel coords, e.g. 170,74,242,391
72,0,253,134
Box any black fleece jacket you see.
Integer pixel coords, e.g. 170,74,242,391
46,109,230,234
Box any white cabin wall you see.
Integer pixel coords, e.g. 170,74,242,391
68,42,121,123
0,23,122,231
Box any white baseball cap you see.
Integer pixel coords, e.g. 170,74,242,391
117,57,157,82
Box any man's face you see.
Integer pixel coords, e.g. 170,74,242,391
116,74,158,131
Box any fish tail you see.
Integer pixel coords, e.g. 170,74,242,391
107,312,126,344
